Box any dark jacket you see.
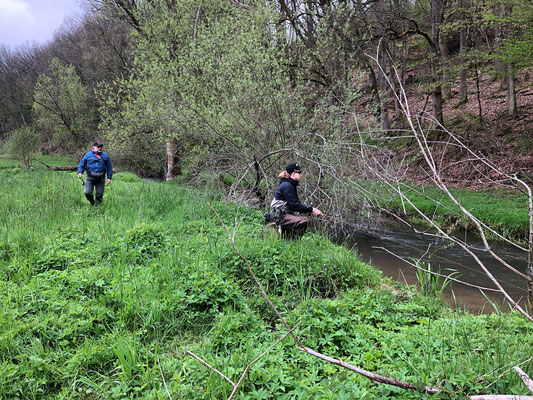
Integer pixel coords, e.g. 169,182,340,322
78,151,113,180
273,178,312,214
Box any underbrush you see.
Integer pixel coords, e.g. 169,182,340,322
1,165,532,399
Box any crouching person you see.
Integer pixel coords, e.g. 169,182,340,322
270,163,323,239
78,141,113,205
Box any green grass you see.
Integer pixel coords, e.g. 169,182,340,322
1,157,533,399
383,183,530,239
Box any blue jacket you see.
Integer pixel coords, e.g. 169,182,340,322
273,178,312,214
78,151,113,179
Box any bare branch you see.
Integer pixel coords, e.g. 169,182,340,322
375,246,501,292
297,347,442,395
515,366,533,394
468,396,533,399
227,321,302,400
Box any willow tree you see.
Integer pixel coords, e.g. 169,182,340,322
32,58,95,154
99,1,311,188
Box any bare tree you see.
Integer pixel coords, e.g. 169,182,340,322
361,53,533,320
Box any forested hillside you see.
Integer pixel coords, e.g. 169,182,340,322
1,0,531,188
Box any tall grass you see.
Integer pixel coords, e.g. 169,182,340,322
1,164,532,399
414,259,459,300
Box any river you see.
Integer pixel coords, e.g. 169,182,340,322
334,223,530,314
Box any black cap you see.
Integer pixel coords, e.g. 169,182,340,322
285,163,303,174
93,141,103,147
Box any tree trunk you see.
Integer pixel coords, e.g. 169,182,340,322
253,156,265,206
459,5,468,105
305,0,316,47
507,64,517,115
378,42,389,132
401,37,408,87
474,61,483,123
430,0,445,125
392,61,400,117
431,78,444,125
439,35,451,101
493,2,504,84
376,0,389,131
366,60,380,116
18,103,26,125
165,140,175,181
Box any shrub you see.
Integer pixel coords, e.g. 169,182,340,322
6,126,41,169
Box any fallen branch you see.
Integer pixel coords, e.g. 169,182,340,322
468,396,533,399
515,366,533,393
34,159,78,171
227,321,301,400
296,346,442,394
183,350,235,388
483,357,533,391
210,204,448,396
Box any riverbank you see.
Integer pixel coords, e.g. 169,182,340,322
1,163,533,398
378,183,531,243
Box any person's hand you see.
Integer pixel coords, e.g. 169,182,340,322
78,173,82,179
312,207,323,217
107,178,111,185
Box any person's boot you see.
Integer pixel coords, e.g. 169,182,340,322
95,196,103,206
85,194,95,205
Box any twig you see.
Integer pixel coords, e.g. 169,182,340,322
184,350,236,387
468,396,533,399
484,357,533,391
227,321,302,400
158,358,173,400
375,246,501,292
185,322,301,400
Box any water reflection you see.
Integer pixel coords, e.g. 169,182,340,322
335,225,530,314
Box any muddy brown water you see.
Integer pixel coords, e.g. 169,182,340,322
334,224,530,314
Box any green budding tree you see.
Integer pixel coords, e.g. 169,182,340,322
32,58,95,155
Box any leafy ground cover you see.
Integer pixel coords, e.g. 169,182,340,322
1,162,533,399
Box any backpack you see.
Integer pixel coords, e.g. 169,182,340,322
264,208,285,224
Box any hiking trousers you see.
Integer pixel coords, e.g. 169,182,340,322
84,177,105,204
280,213,309,239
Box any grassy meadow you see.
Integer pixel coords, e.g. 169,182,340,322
1,160,533,399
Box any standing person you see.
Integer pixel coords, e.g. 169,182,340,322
270,162,323,239
78,141,113,206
